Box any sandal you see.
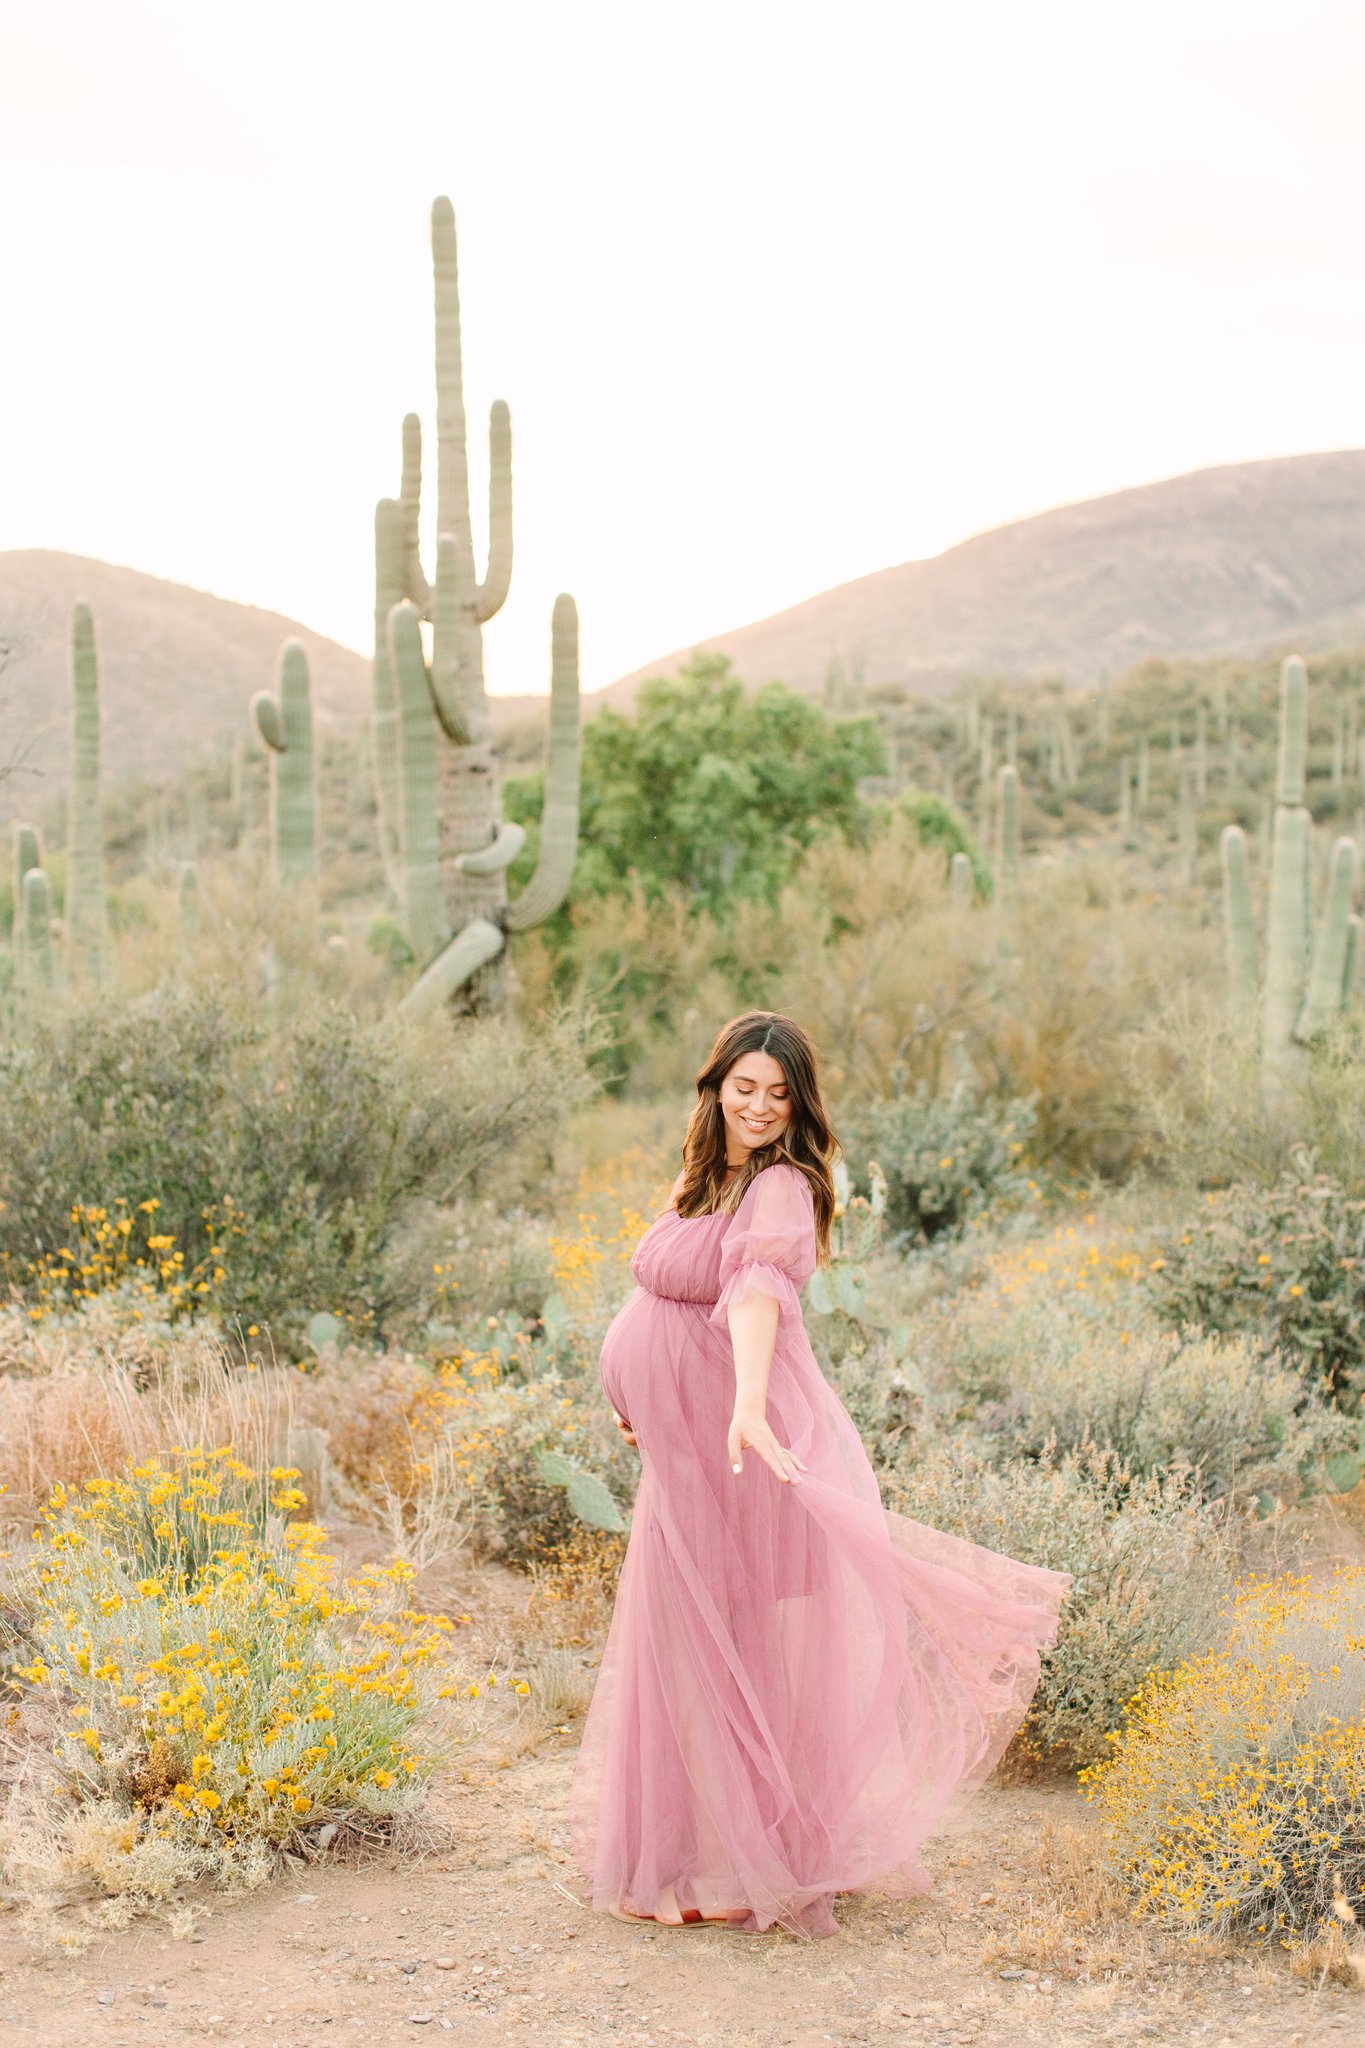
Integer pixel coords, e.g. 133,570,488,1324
610,1897,730,1927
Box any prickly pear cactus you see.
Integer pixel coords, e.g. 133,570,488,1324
373,197,581,1012
251,640,316,878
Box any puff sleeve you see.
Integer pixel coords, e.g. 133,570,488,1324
708,1164,818,1330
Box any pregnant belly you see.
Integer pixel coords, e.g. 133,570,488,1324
599,1286,714,1423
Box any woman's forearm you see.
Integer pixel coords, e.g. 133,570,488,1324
727,1290,781,1414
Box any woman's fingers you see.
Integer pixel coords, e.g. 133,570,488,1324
729,1418,806,1484
612,1410,639,1448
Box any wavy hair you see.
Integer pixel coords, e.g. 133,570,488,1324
673,1011,837,1261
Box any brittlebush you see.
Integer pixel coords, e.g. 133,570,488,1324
1085,1568,1365,1940
13,1449,455,1858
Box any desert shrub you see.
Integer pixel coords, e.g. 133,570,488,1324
6,1450,456,1899
1085,1569,1365,1940
885,1435,1237,1765
0,982,594,1350
1149,1148,1365,1400
866,1214,1353,1502
1134,984,1365,1194
989,1323,1351,1505
896,790,991,896
841,1077,1038,1241
504,654,883,916
515,820,1206,1178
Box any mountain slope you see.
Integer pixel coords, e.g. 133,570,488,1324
606,451,1365,704
0,550,376,822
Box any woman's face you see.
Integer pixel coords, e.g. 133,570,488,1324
718,1051,793,1163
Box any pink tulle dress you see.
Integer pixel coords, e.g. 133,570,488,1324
568,1163,1070,1938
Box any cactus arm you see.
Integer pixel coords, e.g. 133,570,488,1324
389,601,453,964
252,691,286,751
474,399,513,623
456,822,527,875
1343,915,1361,1010
372,497,405,893
428,535,472,743
67,599,106,982
1297,835,1359,1042
1219,824,1258,1017
399,916,504,1012
400,413,431,611
505,595,582,932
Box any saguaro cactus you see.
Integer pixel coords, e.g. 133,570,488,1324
67,600,107,982
11,821,41,971
373,197,581,1008
22,868,54,989
1220,657,1360,1103
997,763,1019,886
251,640,316,878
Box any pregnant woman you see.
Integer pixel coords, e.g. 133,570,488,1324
568,1011,1070,1939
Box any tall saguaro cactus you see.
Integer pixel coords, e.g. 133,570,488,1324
1220,656,1360,1105
67,600,107,982
251,640,316,878
373,196,582,1008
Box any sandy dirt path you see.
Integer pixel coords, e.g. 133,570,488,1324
0,1737,1354,2048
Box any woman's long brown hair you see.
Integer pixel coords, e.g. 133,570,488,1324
673,1011,838,1262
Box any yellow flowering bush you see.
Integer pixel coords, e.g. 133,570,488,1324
1085,1568,1365,1938
12,1449,452,1865
7,1197,237,1326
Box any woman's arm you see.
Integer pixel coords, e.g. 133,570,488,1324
725,1291,807,1484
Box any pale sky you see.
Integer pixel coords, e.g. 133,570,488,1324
5,0,1365,698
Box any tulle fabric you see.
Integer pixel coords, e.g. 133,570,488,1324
569,1164,1070,1939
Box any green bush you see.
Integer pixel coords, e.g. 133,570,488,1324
841,1078,1038,1242
929,1284,1353,1504
885,1434,1237,1765
1149,1148,1365,1401
0,983,593,1353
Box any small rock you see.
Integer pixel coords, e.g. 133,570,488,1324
433,1959,458,1971
96,1989,115,2006
977,1893,995,1906
295,1893,318,1905
997,1968,1024,1981
205,2018,224,2029
410,2018,434,2028
317,1824,337,1848
402,1962,418,1975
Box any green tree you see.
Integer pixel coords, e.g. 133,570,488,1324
505,656,884,915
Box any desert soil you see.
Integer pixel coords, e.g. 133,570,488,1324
0,1564,1357,2048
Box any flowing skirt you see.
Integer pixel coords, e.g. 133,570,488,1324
569,1285,1070,1938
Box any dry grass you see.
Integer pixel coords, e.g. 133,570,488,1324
0,1317,303,1527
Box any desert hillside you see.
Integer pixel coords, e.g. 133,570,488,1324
0,551,376,822
8,449,1365,817
608,449,1365,704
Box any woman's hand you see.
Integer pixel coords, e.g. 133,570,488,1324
727,1403,807,1484
612,1410,638,1449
